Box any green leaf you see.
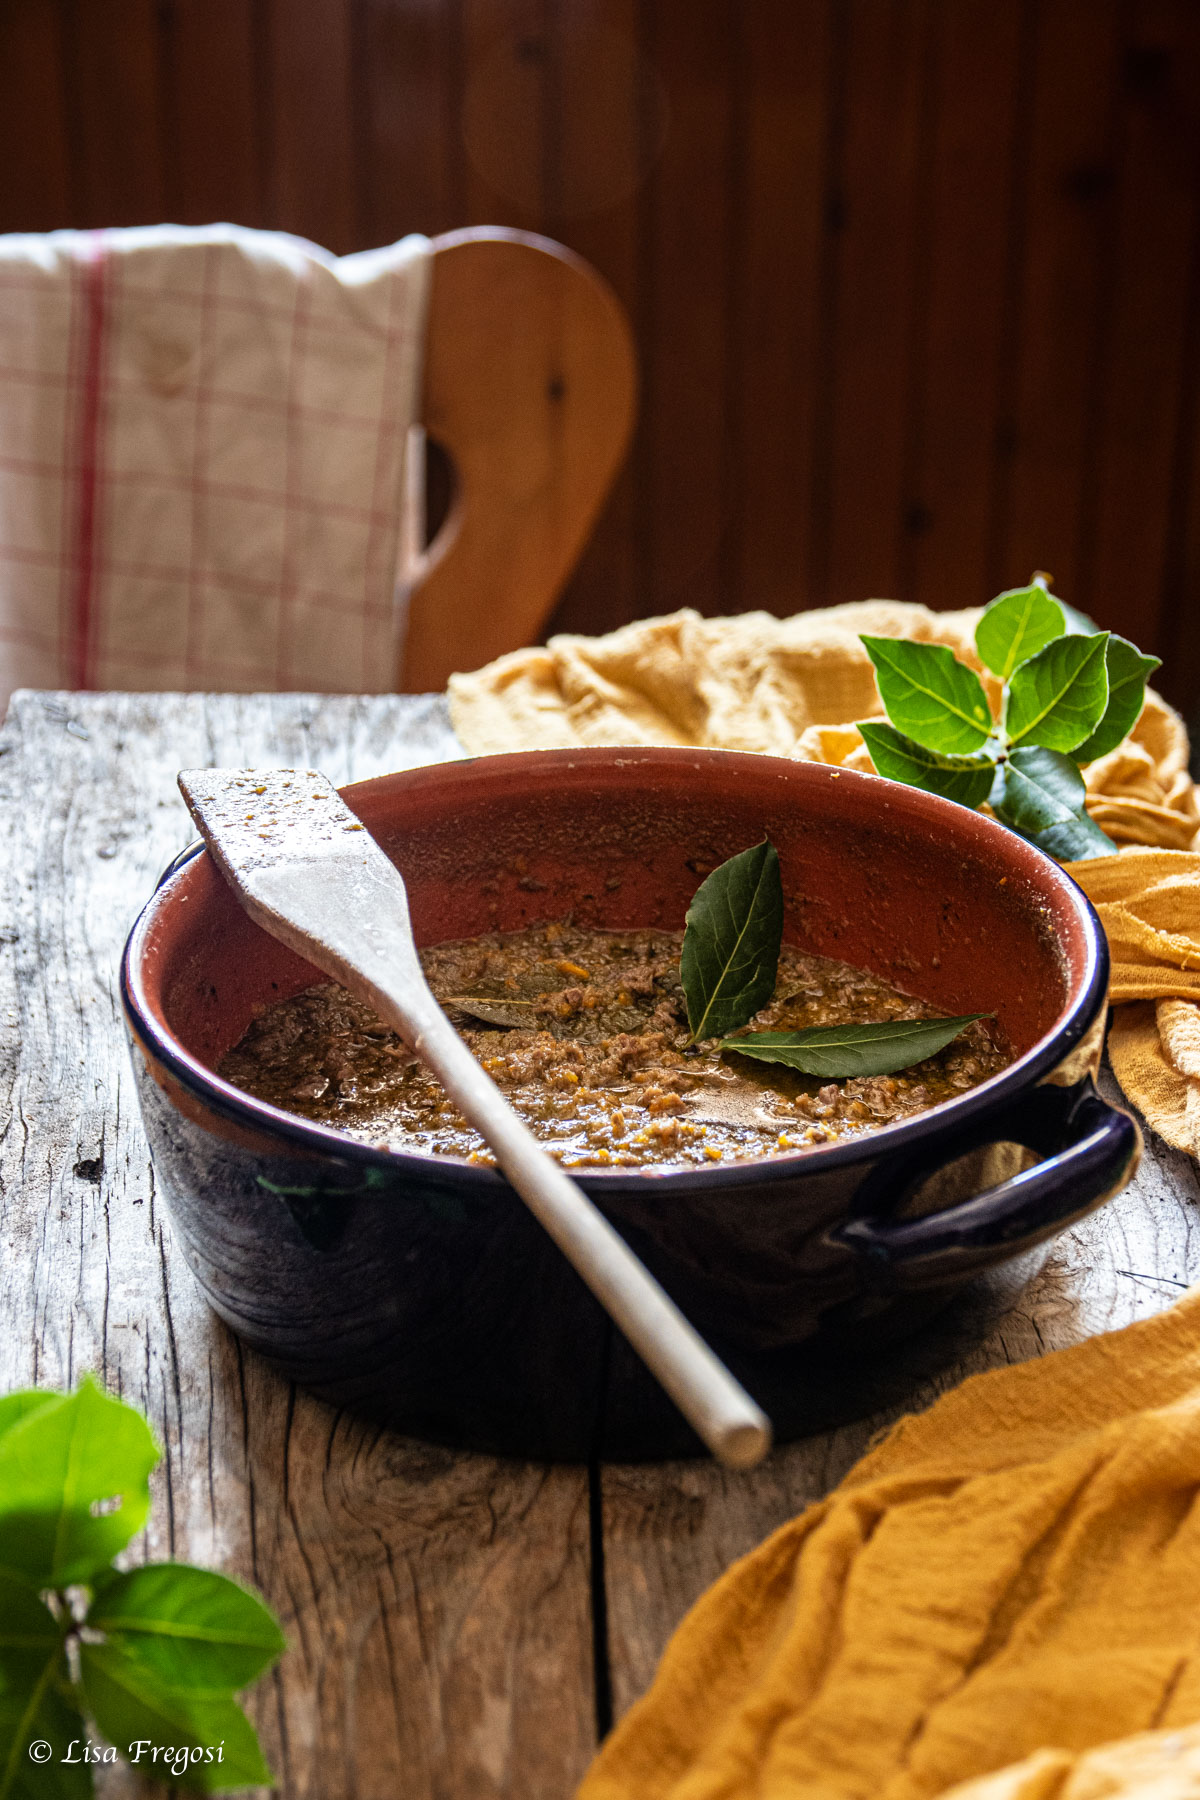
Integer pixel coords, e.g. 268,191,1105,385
992,747,1116,861
0,1573,88,1800
90,1564,285,1692
1004,631,1110,752
0,1378,157,1588
1070,634,1161,763
80,1642,273,1793
856,721,996,808
717,1014,991,1080
860,635,994,752
0,1394,59,1446
680,841,784,1043
974,582,1065,679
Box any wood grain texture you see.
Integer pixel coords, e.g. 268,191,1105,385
1079,0,1200,650
820,0,932,607
904,0,1026,611
726,0,834,620
161,0,267,229
637,0,736,618
0,687,1197,1792
0,691,595,1800
994,0,1121,611
357,0,464,242
261,0,361,255
0,0,71,232
4,3,1200,710
533,0,645,639
61,0,168,230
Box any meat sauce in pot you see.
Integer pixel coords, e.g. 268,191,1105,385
219,923,1009,1168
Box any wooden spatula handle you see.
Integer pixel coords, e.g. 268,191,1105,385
398,1004,771,1469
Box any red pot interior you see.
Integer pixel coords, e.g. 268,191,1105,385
133,749,1093,1090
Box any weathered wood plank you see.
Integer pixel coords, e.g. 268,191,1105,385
0,691,596,1800
4,687,1196,1790
601,1080,1200,1720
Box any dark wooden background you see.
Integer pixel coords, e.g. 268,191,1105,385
3,0,1200,718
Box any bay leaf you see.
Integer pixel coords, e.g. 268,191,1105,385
974,581,1065,679
857,720,996,808
860,635,994,753
717,1013,991,1079
992,746,1116,860
1070,634,1161,764
444,996,540,1029
1004,631,1110,753
680,840,783,1043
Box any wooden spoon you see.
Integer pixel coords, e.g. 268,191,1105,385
178,767,773,1470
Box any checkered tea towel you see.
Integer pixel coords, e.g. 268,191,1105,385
0,224,430,709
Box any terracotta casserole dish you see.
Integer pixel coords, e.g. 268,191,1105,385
121,748,1139,1460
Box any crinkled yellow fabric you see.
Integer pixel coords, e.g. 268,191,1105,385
448,604,1200,1155
448,603,989,758
576,1291,1200,1800
1064,852,1200,1161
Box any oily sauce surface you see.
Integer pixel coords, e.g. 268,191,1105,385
219,923,1009,1168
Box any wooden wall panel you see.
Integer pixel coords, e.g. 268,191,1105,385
357,0,465,240
162,0,267,227
637,0,737,617
904,0,1027,613
1080,1,1200,651
820,0,931,607
263,0,361,252
0,1,71,230
459,0,549,232
537,0,645,636
726,0,834,620
993,0,1122,615
2,0,1200,712
62,0,169,227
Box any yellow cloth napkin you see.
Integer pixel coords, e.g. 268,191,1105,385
448,604,1200,1156
577,1289,1200,1800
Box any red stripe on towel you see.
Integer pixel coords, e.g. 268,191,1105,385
69,235,109,690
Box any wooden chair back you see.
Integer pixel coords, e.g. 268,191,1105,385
400,227,636,692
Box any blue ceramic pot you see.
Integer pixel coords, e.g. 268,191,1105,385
121,749,1139,1460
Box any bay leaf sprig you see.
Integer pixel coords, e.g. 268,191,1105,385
0,1378,284,1796
679,842,990,1081
855,577,1160,862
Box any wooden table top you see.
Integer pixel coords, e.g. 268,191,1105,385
2,688,1196,1800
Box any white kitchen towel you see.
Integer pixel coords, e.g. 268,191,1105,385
0,224,430,706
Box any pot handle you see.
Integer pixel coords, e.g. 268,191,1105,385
833,1078,1140,1286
